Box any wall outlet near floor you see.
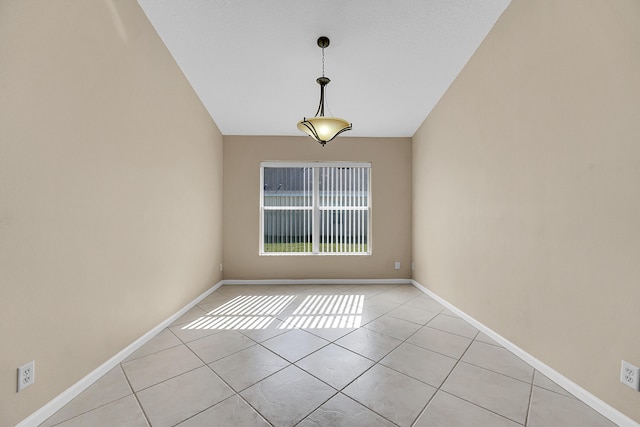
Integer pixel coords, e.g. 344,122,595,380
394,261,401,270
17,361,35,392
219,263,223,272
620,360,640,391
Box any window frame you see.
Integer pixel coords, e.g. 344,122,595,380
260,161,372,256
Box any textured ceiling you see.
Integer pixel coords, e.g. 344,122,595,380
137,0,510,137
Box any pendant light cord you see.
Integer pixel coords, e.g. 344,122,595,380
322,47,325,77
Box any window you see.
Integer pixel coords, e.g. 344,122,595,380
260,161,371,255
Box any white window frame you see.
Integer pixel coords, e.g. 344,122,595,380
260,161,372,256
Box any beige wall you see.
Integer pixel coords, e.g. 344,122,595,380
412,0,640,422
223,136,412,280
0,1,223,426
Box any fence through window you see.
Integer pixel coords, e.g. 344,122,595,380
260,162,371,255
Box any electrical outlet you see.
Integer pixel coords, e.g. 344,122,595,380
621,360,640,391
219,263,223,272
17,361,35,392
394,261,401,270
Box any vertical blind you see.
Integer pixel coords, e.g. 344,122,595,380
261,162,371,255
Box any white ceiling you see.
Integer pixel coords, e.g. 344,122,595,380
137,0,510,138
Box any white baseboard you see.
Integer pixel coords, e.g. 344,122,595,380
17,281,223,427
221,278,412,286
411,280,639,427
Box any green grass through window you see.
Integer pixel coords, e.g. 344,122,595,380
263,242,368,254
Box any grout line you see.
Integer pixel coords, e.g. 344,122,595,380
170,330,275,426
409,331,478,426
120,363,153,427
246,286,414,427
39,365,146,427
434,390,527,426
290,391,341,427
337,293,443,427
436,361,530,425
525,372,536,426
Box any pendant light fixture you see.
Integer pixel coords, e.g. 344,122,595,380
297,36,352,146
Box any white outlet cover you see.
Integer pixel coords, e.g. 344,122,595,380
621,360,640,391
394,261,401,270
17,361,35,392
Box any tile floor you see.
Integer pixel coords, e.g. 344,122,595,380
40,284,616,427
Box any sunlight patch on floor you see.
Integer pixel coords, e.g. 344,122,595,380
181,294,364,330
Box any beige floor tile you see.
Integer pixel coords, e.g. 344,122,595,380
209,345,289,391
363,314,422,340
362,285,402,300
415,391,521,427
122,344,203,392
441,362,531,424
270,286,313,295
196,292,239,311
373,288,421,305
353,307,385,325
275,294,364,330
176,395,270,427
169,306,209,327
475,331,503,347
528,386,616,427
217,285,271,296
303,325,357,341
285,292,362,315
236,317,289,342
169,320,224,343
261,329,329,362
407,326,472,359
461,340,534,383
186,330,256,363
40,366,132,427
295,344,374,389
380,342,457,387
124,329,182,362
426,313,478,338
203,294,294,317
274,305,307,322
48,395,147,427
440,308,459,316
136,366,234,427
343,364,436,427
404,296,445,312
240,365,336,427
360,296,402,314
340,285,389,298
387,305,439,325
335,327,403,361
533,371,574,398
298,393,396,427
302,284,354,294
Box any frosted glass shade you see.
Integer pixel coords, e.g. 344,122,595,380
297,116,352,145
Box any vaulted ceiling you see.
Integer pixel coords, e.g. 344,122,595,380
137,0,510,137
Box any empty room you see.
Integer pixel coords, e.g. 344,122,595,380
1,1,639,426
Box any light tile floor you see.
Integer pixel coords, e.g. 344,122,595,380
40,284,617,427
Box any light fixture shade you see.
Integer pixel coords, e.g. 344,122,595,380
297,117,352,145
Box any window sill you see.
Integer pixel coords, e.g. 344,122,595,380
259,252,372,257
